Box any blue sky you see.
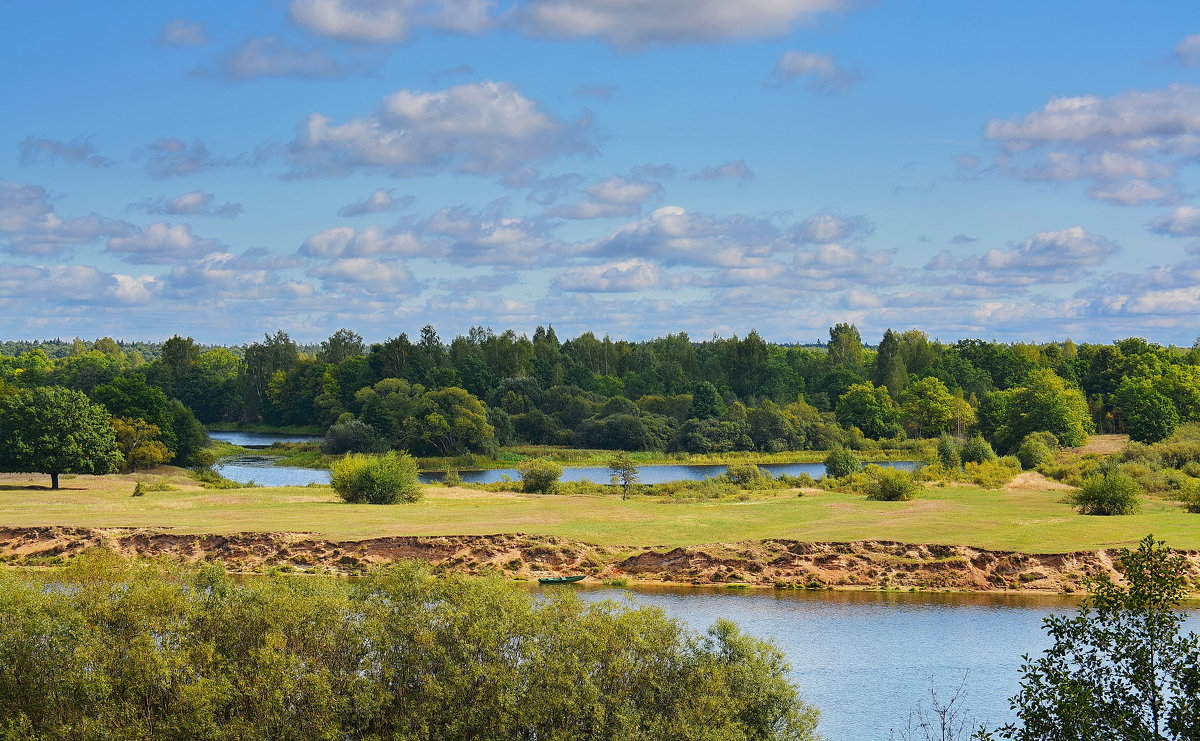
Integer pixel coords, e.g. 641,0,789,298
2,0,1199,345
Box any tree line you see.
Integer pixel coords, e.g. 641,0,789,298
3,325,1199,466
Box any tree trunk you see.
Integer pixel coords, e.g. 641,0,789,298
51,472,59,490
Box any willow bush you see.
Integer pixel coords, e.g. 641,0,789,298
0,553,820,741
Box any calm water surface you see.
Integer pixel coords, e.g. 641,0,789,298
212,431,920,486
574,586,1200,741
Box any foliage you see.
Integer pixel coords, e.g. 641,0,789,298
864,466,919,501
900,376,958,438
996,536,1200,740
836,382,902,439
937,434,962,468
985,369,1093,452
1071,469,1141,516
516,458,563,494
1115,377,1180,443
960,435,997,465
824,447,862,478
0,555,821,741
110,417,173,472
321,419,388,455
608,451,640,500
329,452,421,504
1015,435,1053,470
0,386,123,488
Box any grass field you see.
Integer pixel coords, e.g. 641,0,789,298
0,469,1194,553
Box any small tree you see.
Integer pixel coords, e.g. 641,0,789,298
1071,469,1140,516
937,434,962,469
824,447,862,478
1014,435,1052,471
959,435,996,465
322,419,388,454
996,536,1200,740
864,466,918,501
110,417,173,472
329,452,421,504
517,458,563,494
608,452,640,500
0,386,123,489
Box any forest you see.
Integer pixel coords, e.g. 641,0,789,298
2,325,1197,468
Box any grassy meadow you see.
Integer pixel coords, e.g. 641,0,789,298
0,468,1196,553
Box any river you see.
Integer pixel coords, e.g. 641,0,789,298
573,585,1200,740
209,431,921,487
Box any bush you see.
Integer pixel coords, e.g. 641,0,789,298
322,419,388,455
1016,434,1054,470
936,434,961,468
960,435,997,465
517,458,563,494
723,463,770,487
963,457,1021,489
1071,470,1141,516
863,466,918,501
330,452,421,504
824,448,862,478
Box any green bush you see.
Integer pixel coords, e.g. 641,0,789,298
824,447,862,478
936,434,961,468
863,466,918,501
516,458,563,493
1016,435,1053,470
321,419,388,455
963,457,1021,489
960,434,997,465
1071,470,1141,516
723,463,770,487
330,452,421,504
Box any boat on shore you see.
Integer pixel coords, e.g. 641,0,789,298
538,575,586,584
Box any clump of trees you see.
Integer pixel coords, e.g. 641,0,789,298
1070,468,1141,515
329,452,421,504
516,458,563,493
0,554,821,740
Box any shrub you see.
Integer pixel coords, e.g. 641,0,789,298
964,457,1021,489
1016,435,1053,470
723,463,770,487
322,419,388,455
863,466,918,501
1070,470,1140,516
960,435,997,465
330,452,421,504
936,434,961,469
517,458,563,494
824,447,862,478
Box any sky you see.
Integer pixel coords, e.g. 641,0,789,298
2,0,1200,346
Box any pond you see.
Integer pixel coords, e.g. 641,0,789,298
572,585,1200,741
208,430,321,448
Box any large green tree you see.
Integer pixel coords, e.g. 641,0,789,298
985,369,1093,452
0,387,123,488
835,382,902,439
899,376,958,438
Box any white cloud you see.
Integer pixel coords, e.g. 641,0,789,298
577,205,779,267
985,85,1200,205
301,224,427,257
309,257,416,290
765,50,858,93
1176,34,1200,67
18,136,111,168
0,263,158,305
0,182,129,256
159,19,208,46
132,191,242,218
290,0,498,42
789,212,871,243
545,176,661,219
419,204,556,266
105,222,226,264
690,160,755,182
287,81,592,178
1149,206,1200,237
555,259,663,292
926,226,1119,285
337,189,414,217
518,0,851,48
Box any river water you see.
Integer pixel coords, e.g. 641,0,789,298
209,430,920,487
574,585,1200,740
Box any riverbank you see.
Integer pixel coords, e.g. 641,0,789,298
3,526,1197,593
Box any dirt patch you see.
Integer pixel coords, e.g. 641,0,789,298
1066,434,1128,456
1,526,1195,594
1005,472,1076,493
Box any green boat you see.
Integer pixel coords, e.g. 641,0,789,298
538,575,586,584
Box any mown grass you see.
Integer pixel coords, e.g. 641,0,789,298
0,470,1196,553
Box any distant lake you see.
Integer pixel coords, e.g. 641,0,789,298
209,430,321,448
